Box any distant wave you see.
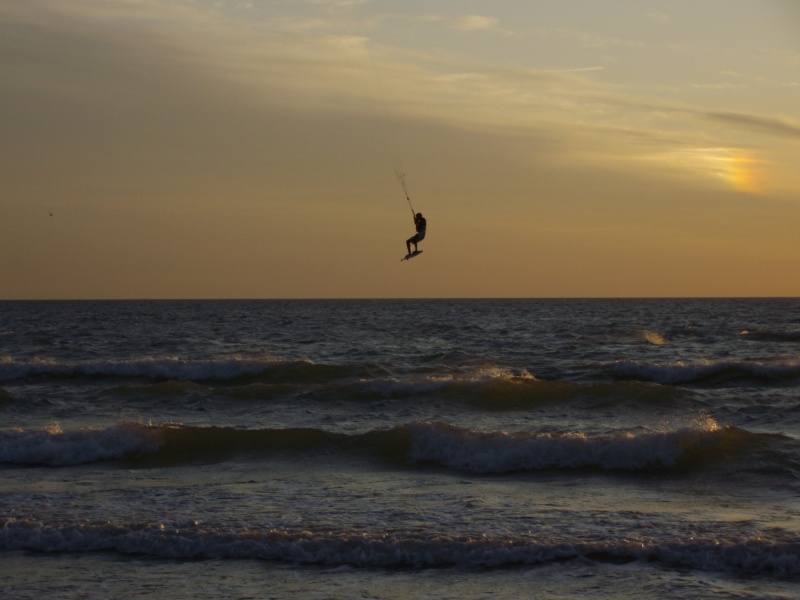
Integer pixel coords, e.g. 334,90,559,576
348,370,685,410
0,423,401,467
741,328,800,342
0,420,771,474
0,357,377,384
439,377,685,411
2,519,798,576
0,357,692,413
98,365,687,413
608,358,800,385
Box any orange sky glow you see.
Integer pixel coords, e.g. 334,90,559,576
2,0,800,298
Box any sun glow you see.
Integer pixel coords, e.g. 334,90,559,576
652,147,765,194
714,149,764,194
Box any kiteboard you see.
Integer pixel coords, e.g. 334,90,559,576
401,250,423,262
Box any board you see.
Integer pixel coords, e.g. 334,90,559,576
401,250,423,262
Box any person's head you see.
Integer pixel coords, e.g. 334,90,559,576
416,213,423,218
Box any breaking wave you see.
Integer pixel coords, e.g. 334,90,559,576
405,420,748,473
1,519,798,576
608,358,800,385
0,423,162,466
741,328,800,342
0,420,773,474
298,368,685,410
3,356,692,411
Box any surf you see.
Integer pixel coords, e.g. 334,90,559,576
2,420,787,477
2,518,799,576
608,358,800,386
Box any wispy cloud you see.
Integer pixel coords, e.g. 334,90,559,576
690,83,746,90
3,0,798,196
701,111,800,140
543,27,640,49
647,12,671,23
452,15,499,33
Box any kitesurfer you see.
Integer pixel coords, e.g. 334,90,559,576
406,212,426,255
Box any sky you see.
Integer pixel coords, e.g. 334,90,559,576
2,0,800,299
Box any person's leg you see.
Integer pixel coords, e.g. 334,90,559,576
413,231,424,252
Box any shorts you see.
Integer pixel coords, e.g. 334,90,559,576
410,230,426,243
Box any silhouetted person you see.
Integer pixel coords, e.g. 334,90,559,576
406,212,426,255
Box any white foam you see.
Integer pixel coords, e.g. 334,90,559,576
355,377,452,398
352,367,535,399
609,358,800,385
0,423,161,466
404,421,722,473
640,330,668,345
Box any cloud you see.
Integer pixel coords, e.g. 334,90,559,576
6,0,218,25
3,0,796,198
690,83,745,90
452,15,499,32
308,0,369,7
648,12,671,23
543,27,638,49
701,111,800,140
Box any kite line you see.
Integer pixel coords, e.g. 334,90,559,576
395,170,415,217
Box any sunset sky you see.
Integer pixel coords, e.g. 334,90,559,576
3,0,800,298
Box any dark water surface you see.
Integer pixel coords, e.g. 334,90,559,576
1,299,799,598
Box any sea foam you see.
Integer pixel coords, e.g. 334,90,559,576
405,421,730,472
0,423,160,466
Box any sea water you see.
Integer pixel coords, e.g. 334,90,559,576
1,299,799,598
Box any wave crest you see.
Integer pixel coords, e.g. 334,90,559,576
2,519,798,575
741,328,800,342
608,358,800,385
0,423,161,466
0,420,767,474
405,421,740,473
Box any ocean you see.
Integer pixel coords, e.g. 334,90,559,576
1,299,799,599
